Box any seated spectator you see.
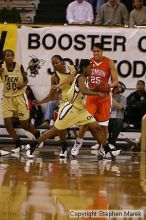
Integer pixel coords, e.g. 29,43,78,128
125,80,146,129
0,0,21,23
108,81,127,149
66,0,94,24
26,85,43,126
94,0,129,26
129,0,146,28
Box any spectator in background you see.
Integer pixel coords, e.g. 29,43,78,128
0,0,21,23
108,81,126,149
66,0,94,24
125,80,146,129
94,0,129,26
129,0,146,28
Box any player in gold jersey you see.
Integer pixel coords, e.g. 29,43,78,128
26,59,119,159
33,55,77,158
0,49,41,155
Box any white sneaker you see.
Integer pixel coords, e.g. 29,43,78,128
26,149,34,159
98,146,106,159
98,144,121,159
71,139,83,156
105,144,121,158
0,150,9,156
91,143,100,150
25,144,31,151
11,145,25,153
59,149,68,159
106,150,121,158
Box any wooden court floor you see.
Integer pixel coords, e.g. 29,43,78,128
0,145,146,220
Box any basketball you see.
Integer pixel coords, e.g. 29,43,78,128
93,81,111,94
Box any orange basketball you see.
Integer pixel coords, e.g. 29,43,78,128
93,81,111,94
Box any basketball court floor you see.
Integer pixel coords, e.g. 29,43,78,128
0,144,146,220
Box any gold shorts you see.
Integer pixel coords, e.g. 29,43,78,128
1,93,29,120
54,102,96,130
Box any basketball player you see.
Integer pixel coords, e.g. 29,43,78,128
71,42,119,159
34,55,77,158
0,49,41,154
26,59,120,159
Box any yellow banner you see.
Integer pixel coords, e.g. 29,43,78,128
0,24,18,53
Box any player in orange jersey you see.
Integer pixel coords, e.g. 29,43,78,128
71,43,119,159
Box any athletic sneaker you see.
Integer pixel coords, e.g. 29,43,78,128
26,149,35,159
59,149,68,159
98,144,121,160
0,150,9,156
59,141,68,159
98,146,106,159
71,139,83,156
26,141,38,159
11,145,25,153
25,144,31,150
91,143,100,150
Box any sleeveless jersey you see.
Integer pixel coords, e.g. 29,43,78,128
55,65,76,102
89,56,111,87
1,62,26,97
67,74,86,110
